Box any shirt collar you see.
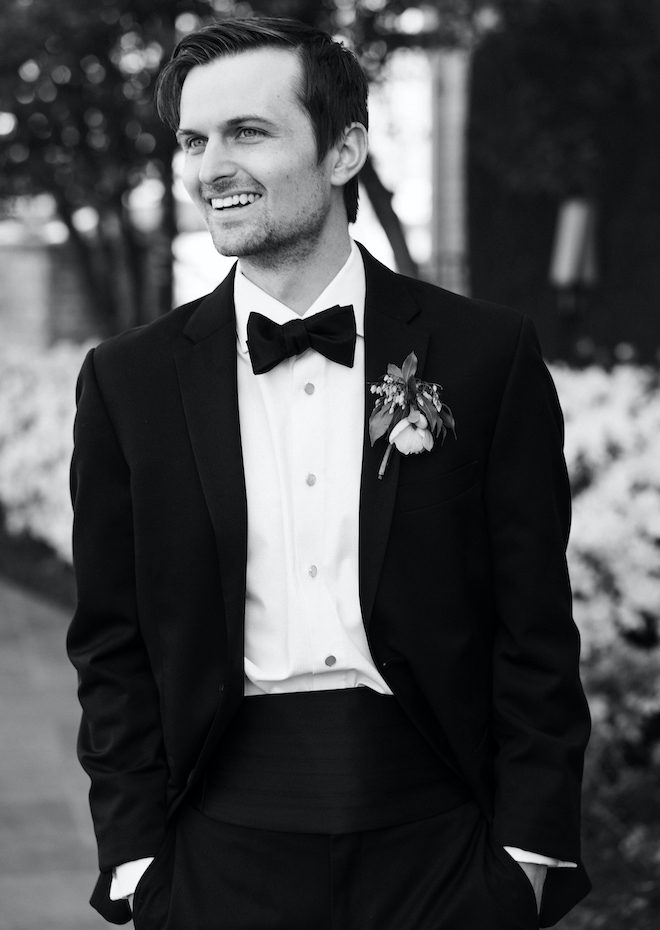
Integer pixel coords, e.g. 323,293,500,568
234,239,366,354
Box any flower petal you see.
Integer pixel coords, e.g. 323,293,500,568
392,423,425,454
389,418,410,443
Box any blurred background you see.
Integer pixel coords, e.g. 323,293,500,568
0,1,659,928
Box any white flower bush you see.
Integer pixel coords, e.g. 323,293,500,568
553,365,660,648
0,341,95,562
551,363,660,749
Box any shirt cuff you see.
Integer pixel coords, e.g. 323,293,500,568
503,846,577,868
109,858,155,900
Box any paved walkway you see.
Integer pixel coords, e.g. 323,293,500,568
0,577,109,930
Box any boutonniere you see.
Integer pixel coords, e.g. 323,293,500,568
369,352,456,479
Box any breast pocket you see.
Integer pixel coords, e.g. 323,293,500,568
396,460,479,513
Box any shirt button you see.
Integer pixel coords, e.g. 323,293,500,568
306,474,316,486
325,655,337,667
304,382,315,395
309,565,318,578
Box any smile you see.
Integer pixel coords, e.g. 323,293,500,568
210,193,262,211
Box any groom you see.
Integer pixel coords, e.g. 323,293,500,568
68,17,590,930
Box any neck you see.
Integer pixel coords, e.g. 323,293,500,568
238,226,353,316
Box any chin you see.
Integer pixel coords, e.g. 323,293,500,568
208,231,253,258
210,232,274,262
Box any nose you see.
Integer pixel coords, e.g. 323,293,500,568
197,137,238,186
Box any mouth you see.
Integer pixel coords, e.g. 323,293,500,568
209,193,262,211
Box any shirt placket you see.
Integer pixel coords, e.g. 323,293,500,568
290,350,335,675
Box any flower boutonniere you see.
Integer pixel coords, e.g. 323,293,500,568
369,352,456,479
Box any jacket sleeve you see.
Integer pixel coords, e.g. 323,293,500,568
484,316,590,862
67,348,168,901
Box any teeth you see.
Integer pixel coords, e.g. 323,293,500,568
210,193,260,210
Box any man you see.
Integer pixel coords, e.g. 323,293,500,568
68,17,591,930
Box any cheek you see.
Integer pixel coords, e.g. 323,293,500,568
181,160,200,197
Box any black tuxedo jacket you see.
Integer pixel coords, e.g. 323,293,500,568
67,246,590,926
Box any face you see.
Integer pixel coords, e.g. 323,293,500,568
178,48,338,265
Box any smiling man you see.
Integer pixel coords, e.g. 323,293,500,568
67,17,590,930
176,48,355,284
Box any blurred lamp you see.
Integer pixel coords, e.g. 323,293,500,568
549,198,598,289
0,112,18,136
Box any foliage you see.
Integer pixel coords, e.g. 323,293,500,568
0,0,219,331
553,363,660,928
470,0,660,197
0,341,95,561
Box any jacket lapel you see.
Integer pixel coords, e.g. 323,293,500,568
175,267,246,684
358,247,430,628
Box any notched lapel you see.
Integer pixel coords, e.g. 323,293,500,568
175,271,246,679
359,251,430,628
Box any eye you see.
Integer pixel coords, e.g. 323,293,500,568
237,127,264,140
181,136,205,152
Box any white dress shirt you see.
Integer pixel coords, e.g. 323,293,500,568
235,241,391,696
109,241,570,901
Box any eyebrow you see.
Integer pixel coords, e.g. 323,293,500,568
176,115,278,140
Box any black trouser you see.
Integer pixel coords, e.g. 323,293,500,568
132,799,539,930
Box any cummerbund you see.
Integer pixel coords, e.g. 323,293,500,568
191,687,470,834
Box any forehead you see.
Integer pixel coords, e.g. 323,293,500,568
178,47,306,128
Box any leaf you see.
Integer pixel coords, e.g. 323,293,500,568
402,352,418,382
369,404,393,445
387,363,404,380
389,406,406,432
439,404,456,435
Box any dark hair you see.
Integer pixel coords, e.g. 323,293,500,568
155,17,369,223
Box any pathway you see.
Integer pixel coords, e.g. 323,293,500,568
0,577,110,930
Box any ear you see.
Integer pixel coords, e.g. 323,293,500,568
330,122,368,188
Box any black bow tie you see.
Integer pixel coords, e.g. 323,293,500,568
246,304,357,375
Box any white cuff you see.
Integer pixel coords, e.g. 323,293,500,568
109,858,155,900
503,846,577,868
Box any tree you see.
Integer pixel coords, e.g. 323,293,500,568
0,0,491,333
0,0,216,334
468,0,660,199
467,0,660,364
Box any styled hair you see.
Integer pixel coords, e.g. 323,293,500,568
155,17,369,223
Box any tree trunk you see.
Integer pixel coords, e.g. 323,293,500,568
55,197,116,338
360,155,419,279
156,153,176,316
97,206,140,332
119,210,149,327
